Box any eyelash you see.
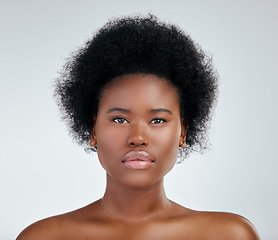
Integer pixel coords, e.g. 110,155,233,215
112,117,167,124
112,117,128,124
150,118,166,124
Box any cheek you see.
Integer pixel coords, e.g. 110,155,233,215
151,123,181,166
95,125,125,170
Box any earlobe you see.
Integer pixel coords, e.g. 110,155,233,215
179,141,186,148
89,139,97,147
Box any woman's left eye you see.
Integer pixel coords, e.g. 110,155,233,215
150,118,166,124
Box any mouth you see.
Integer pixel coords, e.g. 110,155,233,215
122,151,154,169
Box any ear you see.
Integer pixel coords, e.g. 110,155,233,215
89,117,97,147
179,118,188,148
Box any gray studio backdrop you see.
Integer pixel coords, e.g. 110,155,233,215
1,1,277,239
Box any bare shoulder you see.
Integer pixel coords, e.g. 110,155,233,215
16,215,65,240
166,202,259,239
16,201,101,240
188,210,260,240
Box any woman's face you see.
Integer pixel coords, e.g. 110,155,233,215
92,74,186,189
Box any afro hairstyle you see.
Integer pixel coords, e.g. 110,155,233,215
54,14,218,161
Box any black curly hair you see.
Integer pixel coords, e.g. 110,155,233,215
54,14,218,161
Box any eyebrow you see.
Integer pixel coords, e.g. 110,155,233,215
106,108,130,113
106,107,172,115
150,108,173,115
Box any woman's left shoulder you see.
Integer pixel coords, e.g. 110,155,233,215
195,211,260,240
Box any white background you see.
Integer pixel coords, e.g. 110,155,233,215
1,1,277,239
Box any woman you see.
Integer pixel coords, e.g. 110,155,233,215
17,15,260,239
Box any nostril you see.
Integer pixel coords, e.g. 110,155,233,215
129,142,146,146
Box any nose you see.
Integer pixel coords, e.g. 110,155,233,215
127,121,149,147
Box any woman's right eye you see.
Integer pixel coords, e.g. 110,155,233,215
112,117,128,124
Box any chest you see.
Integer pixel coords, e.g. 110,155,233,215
63,220,204,240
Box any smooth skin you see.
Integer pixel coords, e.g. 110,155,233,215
17,74,260,240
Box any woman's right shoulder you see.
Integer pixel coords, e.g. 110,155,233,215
16,214,72,240
16,201,102,240
16,215,66,240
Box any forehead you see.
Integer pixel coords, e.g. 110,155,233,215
98,74,180,113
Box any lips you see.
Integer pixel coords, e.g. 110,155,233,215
122,151,154,169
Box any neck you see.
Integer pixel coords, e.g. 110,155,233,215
100,173,171,223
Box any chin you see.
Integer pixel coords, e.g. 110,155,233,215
113,171,164,190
